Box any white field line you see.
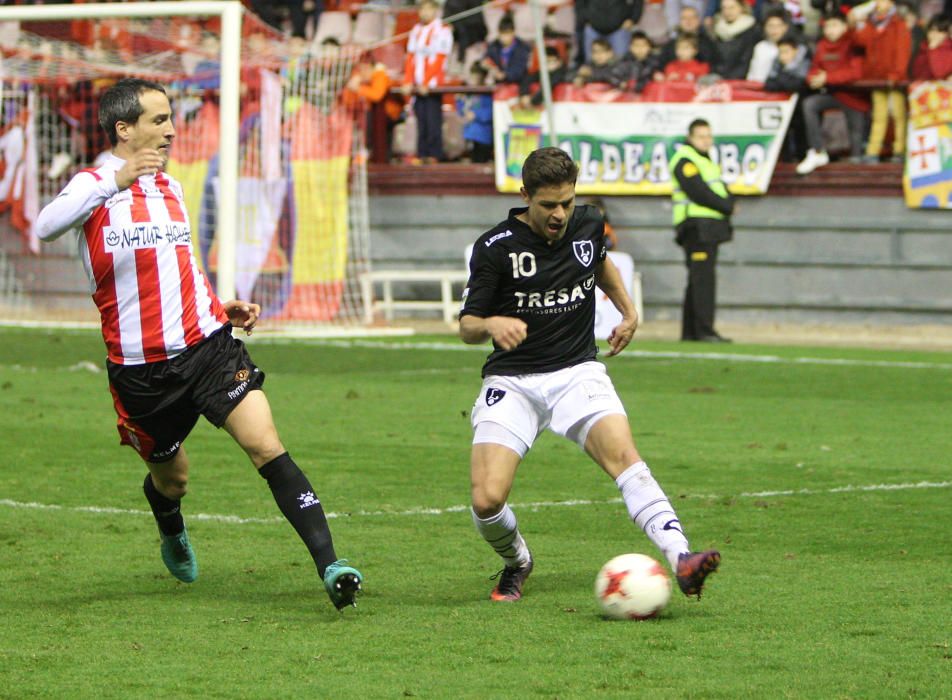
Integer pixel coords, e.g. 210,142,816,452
249,338,952,371
1,480,948,526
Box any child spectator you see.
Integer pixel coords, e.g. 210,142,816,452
519,46,571,107
613,30,661,92
765,37,811,161
854,0,911,162
747,9,792,82
482,15,532,85
910,16,952,79
763,36,810,92
660,7,717,67
344,54,404,163
662,34,711,81
797,13,869,173
711,0,762,79
573,38,619,86
584,197,619,249
402,0,454,164
457,63,494,163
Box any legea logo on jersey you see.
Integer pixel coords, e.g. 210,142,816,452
103,223,191,252
486,387,506,405
514,274,595,311
573,240,594,267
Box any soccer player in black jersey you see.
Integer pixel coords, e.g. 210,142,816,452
459,147,720,602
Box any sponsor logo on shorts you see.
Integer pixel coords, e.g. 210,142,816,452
486,387,506,406
152,441,181,460
298,491,320,509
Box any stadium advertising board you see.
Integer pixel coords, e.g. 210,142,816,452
903,80,952,209
492,83,797,196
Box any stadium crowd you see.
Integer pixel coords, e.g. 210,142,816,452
3,0,951,172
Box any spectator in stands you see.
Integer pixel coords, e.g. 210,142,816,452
250,0,320,40
660,7,717,67
910,16,952,79
519,46,571,107
574,38,619,86
584,197,619,249
764,36,810,91
662,34,712,81
613,30,661,92
482,15,531,85
765,37,811,160
797,12,869,174
344,54,404,162
457,63,494,163
747,8,793,82
854,0,911,163
711,0,762,79
444,0,487,63
577,0,644,62
402,0,454,164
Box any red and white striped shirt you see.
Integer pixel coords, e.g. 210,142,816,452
404,18,453,87
35,153,228,365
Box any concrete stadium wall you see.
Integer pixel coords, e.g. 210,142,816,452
369,194,952,325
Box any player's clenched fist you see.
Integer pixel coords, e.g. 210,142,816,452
115,149,166,190
486,316,527,351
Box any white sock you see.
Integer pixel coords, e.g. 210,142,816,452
615,461,690,571
472,504,531,568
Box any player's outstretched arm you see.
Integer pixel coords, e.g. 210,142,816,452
459,314,527,351
224,300,260,335
595,257,639,356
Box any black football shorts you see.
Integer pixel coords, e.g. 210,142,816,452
107,325,265,462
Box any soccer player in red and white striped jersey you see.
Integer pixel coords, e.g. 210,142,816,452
35,79,362,610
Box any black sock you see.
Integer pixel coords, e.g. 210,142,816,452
143,474,185,537
259,452,337,578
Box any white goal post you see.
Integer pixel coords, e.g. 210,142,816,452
0,1,243,301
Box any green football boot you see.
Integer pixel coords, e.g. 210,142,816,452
323,559,362,610
160,528,198,583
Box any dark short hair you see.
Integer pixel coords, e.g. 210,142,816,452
762,7,790,23
630,30,652,45
777,37,799,50
522,147,578,196
927,16,950,32
592,38,612,51
99,78,167,147
822,11,847,23
688,118,710,136
544,45,561,59
676,33,699,49
499,15,515,33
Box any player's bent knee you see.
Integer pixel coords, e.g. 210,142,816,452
471,495,506,519
156,476,188,500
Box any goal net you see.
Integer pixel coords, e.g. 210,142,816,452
0,6,371,329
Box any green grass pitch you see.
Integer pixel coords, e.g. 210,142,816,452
1,328,950,698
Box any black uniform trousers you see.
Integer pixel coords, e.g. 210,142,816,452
677,222,721,341
413,94,444,160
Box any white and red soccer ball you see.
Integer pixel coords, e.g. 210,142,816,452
595,553,672,620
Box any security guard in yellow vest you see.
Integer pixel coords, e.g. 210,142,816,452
669,118,734,342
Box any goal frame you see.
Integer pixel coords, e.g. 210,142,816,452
0,1,243,301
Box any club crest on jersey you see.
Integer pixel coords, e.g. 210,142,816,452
573,240,594,267
486,388,506,406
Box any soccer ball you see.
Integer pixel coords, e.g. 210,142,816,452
595,553,672,620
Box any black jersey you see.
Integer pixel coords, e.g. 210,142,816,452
461,204,607,377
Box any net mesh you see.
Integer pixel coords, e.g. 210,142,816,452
0,12,371,328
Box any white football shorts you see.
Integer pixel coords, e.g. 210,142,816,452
470,361,627,452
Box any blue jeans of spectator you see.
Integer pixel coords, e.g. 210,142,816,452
414,94,443,160
802,93,866,158
582,24,631,65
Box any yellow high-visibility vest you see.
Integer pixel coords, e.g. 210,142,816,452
669,145,729,227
